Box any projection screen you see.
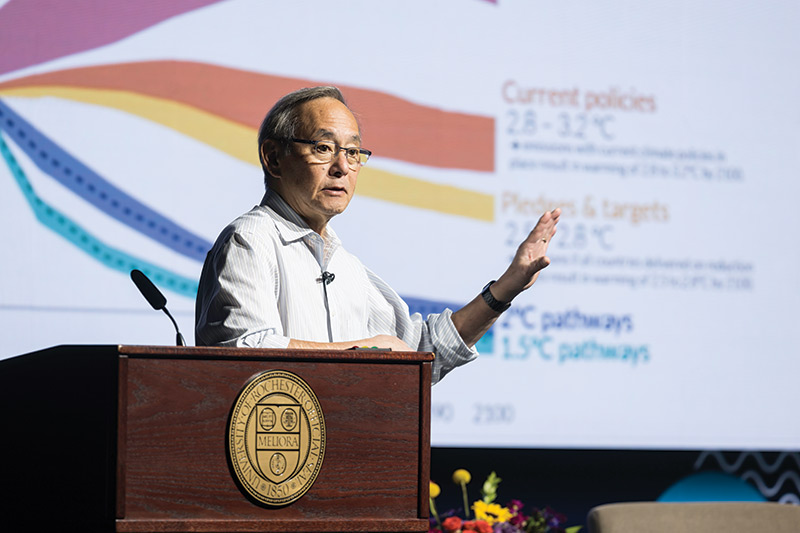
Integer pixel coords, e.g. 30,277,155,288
1,0,798,449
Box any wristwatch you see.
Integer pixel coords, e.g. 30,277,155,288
481,280,511,313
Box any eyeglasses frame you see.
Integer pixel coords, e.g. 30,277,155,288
290,138,372,168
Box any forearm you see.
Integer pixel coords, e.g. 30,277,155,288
451,207,561,347
450,294,503,348
288,334,412,351
287,338,361,350
450,253,548,348
451,269,548,348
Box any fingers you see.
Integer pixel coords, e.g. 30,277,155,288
540,207,561,222
523,207,561,244
543,207,561,229
370,334,412,351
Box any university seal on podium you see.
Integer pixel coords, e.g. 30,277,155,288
227,370,326,506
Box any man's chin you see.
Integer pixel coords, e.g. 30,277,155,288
319,197,351,215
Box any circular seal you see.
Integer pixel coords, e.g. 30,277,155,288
227,370,326,506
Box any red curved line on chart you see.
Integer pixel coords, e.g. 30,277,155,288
0,61,494,172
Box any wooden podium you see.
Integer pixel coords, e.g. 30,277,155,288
0,345,432,532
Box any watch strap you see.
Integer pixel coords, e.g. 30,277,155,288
481,280,511,313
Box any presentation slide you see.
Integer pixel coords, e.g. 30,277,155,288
1,0,798,449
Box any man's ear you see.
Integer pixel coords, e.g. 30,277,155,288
260,140,282,178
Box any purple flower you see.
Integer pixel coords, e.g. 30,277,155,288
492,522,523,533
507,499,525,513
505,499,528,527
543,506,567,528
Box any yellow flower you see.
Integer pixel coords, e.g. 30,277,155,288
452,468,472,484
472,500,513,525
452,469,473,518
430,481,441,498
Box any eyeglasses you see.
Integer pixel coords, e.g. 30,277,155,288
291,139,371,169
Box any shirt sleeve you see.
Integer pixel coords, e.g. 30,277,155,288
364,268,478,385
195,226,291,349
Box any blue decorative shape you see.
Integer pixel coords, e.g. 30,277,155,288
658,471,766,502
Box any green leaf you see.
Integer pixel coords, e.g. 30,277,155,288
565,526,583,533
481,471,502,503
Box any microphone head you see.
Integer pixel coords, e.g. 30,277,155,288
130,269,167,310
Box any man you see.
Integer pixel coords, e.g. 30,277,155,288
195,86,560,383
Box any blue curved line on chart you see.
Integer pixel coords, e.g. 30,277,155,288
0,132,487,322
0,99,211,261
0,132,198,298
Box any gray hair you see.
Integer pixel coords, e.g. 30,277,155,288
257,86,348,182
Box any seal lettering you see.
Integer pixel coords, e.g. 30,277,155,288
227,370,326,506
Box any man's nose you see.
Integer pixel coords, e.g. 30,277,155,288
329,149,350,175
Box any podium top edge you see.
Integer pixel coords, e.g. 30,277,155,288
4,345,435,363
118,344,436,362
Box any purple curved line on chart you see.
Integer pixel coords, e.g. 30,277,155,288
0,0,226,76
0,99,211,261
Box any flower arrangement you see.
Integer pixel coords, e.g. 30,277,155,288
429,470,581,533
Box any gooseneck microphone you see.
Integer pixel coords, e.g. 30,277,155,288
130,269,186,346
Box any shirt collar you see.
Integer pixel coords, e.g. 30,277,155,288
260,189,342,249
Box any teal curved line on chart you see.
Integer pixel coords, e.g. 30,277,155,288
0,99,210,261
0,132,198,298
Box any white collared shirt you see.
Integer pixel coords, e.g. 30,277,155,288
195,190,477,384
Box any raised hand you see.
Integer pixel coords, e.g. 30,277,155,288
491,207,561,303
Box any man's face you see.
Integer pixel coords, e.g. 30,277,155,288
271,97,362,234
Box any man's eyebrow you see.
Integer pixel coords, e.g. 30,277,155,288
312,129,362,144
